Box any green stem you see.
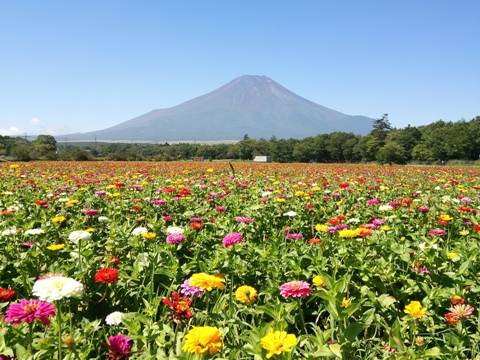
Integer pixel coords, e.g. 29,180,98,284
297,299,313,352
57,302,62,360
28,322,33,356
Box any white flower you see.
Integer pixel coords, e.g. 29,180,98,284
261,191,272,197
419,242,426,249
435,186,441,190
379,205,393,211
25,229,45,235
132,227,148,236
347,218,360,224
284,211,297,217
1,228,17,236
6,205,19,212
98,216,109,222
105,311,124,325
68,230,92,242
32,276,84,301
57,198,70,202
166,226,185,235
324,190,331,194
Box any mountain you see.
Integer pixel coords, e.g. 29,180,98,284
59,75,374,142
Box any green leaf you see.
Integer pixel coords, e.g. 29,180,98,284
423,347,442,358
329,343,342,358
344,322,365,343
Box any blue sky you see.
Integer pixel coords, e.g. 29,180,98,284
1,0,479,138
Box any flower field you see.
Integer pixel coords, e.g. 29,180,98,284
1,161,480,359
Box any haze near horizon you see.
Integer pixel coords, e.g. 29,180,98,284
1,1,479,137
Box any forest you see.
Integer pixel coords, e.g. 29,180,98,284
1,115,480,164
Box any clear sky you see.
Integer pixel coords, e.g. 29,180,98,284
1,0,479,138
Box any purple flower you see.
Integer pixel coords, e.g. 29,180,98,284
84,209,99,216
367,199,380,205
335,224,348,230
371,219,386,225
151,199,167,206
429,229,446,237
166,234,185,244
103,334,133,360
236,216,253,223
20,242,33,248
461,197,472,203
286,233,303,239
417,268,430,274
180,277,205,297
222,232,243,248
95,191,106,196
189,217,203,222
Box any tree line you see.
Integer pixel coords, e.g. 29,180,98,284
1,115,480,164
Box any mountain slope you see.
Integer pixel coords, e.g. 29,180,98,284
61,75,374,141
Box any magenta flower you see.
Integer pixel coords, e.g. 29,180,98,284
222,232,243,248
236,216,253,223
280,280,312,299
166,234,185,244
418,206,430,212
367,199,380,205
429,229,446,236
180,277,206,298
4,299,55,326
103,334,133,359
84,209,99,216
286,233,303,239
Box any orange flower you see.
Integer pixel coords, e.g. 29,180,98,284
94,268,119,283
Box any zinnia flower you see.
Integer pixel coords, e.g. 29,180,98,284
261,330,297,359
166,226,184,235
189,273,225,291
32,276,84,302
103,334,133,360
312,275,326,288
68,230,91,242
448,304,474,318
450,295,464,305
95,268,120,284
341,297,351,308
404,301,427,319
235,285,257,304
182,326,222,355
444,313,459,326
166,234,185,244
141,232,156,239
84,209,99,216
428,229,446,237
222,232,243,248
4,299,55,326
105,311,124,325
180,277,206,298
47,244,66,251
279,280,312,299
0,288,16,302
131,227,148,236
162,291,193,321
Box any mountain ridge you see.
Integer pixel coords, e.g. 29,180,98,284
58,75,374,142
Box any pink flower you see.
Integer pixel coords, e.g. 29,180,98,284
429,229,446,237
448,304,475,318
180,277,206,298
166,234,185,244
280,280,312,299
286,233,303,239
4,299,55,326
222,232,243,248
103,334,133,359
84,209,99,216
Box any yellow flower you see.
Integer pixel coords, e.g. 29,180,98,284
294,191,304,197
459,230,469,236
276,198,285,202
66,199,79,206
9,164,20,169
338,229,357,238
141,232,156,239
189,273,226,291
52,215,66,224
315,224,328,232
105,185,116,189
112,193,121,197
236,285,257,304
312,275,326,288
47,244,66,251
341,297,351,308
404,301,427,319
206,168,214,173
447,252,459,259
336,200,343,206
182,326,222,355
261,330,297,359
440,214,453,221
381,225,391,231
86,228,95,233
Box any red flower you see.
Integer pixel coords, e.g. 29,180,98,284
339,182,349,188
445,313,459,326
438,219,448,226
450,296,465,305
328,218,339,225
308,238,322,245
0,287,16,302
473,224,480,232
162,291,193,322
94,268,119,284
190,222,202,230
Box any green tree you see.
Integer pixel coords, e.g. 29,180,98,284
376,142,407,165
